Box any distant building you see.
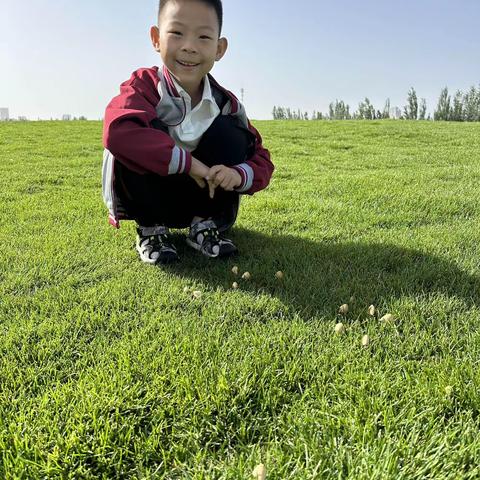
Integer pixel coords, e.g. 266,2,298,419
18,116,28,121
62,114,72,121
0,108,9,121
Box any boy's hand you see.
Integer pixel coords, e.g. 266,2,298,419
206,165,242,199
189,157,210,189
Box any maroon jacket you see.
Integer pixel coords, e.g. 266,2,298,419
103,66,273,196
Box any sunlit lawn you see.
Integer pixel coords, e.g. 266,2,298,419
1,120,480,478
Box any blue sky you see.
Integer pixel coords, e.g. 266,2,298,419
1,0,479,120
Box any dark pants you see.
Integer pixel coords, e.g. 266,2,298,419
114,115,252,231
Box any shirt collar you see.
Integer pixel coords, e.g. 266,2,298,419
171,75,215,105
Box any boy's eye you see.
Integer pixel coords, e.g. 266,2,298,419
200,36,212,40
169,31,182,36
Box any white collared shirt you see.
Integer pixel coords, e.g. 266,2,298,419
168,75,220,152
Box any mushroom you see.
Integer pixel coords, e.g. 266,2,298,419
335,322,346,335
242,272,251,281
252,464,266,480
338,304,349,315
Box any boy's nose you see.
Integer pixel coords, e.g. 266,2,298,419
181,38,198,53
182,45,197,53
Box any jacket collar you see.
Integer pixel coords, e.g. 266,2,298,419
170,73,216,108
156,65,243,126
161,65,238,112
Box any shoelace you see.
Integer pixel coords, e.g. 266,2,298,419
202,228,220,242
143,234,172,249
199,228,221,255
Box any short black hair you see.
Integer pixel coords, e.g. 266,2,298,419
158,0,223,36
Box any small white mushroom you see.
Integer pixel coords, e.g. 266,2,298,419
368,305,376,317
192,290,202,299
445,385,453,396
338,304,349,315
275,271,284,280
183,286,190,294
232,265,239,275
361,334,370,347
232,282,239,290
349,295,355,303
252,464,266,480
242,272,251,281
380,313,394,323
335,322,346,335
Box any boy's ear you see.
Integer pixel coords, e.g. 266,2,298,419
150,26,161,52
215,37,228,61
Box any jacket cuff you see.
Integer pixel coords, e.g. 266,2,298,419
168,146,192,174
232,163,254,193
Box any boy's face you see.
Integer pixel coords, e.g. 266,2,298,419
151,0,227,95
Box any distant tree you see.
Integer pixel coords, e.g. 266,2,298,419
338,100,349,119
304,111,309,120
434,87,451,121
418,98,427,120
382,98,391,119
404,87,418,120
464,86,480,122
357,98,375,120
389,107,402,119
451,90,464,121
328,102,334,119
272,107,290,120
328,100,351,120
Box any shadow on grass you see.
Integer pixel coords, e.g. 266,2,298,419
165,228,480,320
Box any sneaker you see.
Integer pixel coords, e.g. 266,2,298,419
186,220,238,258
136,225,179,264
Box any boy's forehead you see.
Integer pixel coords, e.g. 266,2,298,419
160,0,218,29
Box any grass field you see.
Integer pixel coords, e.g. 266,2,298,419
1,119,480,478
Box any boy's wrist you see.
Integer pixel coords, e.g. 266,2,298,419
231,166,246,190
189,157,208,177
230,168,242,188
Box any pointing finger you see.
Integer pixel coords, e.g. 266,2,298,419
208,180,216,199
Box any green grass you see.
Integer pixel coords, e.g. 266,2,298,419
1,119,480,478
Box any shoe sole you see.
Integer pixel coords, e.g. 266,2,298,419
186,238,238,258
136,245,179,265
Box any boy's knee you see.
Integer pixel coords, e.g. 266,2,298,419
195,115,251,167
210,115,247,141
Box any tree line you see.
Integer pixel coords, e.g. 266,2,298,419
272,84,480,121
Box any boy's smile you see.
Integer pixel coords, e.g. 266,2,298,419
150,0,228,102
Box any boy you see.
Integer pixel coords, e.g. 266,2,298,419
102,0,274,264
